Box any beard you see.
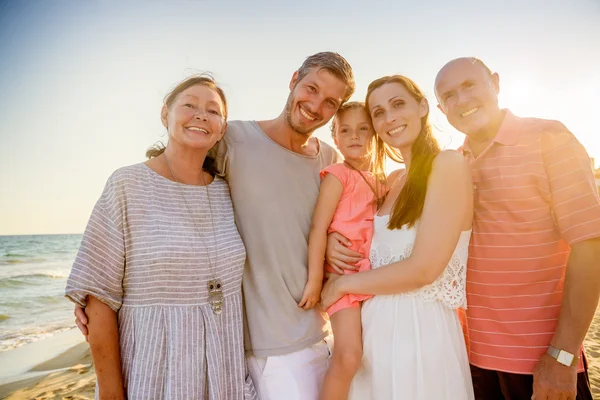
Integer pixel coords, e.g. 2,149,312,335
283,92,327,136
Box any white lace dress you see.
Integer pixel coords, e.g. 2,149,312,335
348,215,474,400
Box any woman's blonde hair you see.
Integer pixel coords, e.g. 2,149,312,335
146,74,228,175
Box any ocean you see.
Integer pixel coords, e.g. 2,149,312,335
0,234,82,352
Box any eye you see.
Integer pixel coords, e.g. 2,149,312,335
372,109,383,118
327,99,337,108
465,82,475,89
208,109,221,116
443,93,454,102
307,85,317,93
393,100,404,108
360,126,370,131
340,128,348,134
184,103,194,108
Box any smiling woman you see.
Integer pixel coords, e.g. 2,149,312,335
65,75,257,399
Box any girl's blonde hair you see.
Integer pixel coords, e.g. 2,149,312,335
331,101,386,208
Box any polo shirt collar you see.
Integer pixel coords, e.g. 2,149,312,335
461,109,521,154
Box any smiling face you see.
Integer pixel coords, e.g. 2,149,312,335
283,68,348,136
161,84,227,151
332,107,374,163
367,82,428,152
435,58,502,139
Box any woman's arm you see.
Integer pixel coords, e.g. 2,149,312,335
299,174,344,309
87,295,125,400
323,151,472,304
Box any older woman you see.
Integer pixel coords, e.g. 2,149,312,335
66,75,256,400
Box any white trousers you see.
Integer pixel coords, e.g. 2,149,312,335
246,339,331,400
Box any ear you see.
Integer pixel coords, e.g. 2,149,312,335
491,72,500,95
437,103,446,115
220,121,228,139
160,104,169,129
333,135,340,149
289,70,300,91
419,98,429,118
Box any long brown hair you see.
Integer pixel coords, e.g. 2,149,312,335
366,75,440,229
146,74,228,176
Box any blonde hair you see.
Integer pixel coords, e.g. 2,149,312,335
331,101,386,208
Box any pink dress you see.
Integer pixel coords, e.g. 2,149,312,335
321,163,387,316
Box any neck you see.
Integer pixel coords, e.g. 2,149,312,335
263,112,314,153
344,157,371,171
399,146,412,171
163,142,209,185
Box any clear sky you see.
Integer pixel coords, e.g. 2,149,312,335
0,0,599,235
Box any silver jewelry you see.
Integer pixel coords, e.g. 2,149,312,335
164,155,224,315
546,344,577,367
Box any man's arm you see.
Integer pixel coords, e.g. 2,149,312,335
533,124,600,399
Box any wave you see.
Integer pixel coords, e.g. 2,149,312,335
0,272,68,288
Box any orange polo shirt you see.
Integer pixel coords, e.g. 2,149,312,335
461,110,600,374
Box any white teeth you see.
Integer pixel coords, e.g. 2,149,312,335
187,127,208,133
461,107,479,117
388,125,406,136
299,107,316,121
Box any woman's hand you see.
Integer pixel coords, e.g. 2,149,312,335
320,273,345,310
298,280,322,310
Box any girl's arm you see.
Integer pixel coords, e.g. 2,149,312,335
87,295,125,400
302,173,344,293
326,151,472,301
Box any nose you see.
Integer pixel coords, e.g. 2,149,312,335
385,112,396,125
456,90,470,107
194,109,209,121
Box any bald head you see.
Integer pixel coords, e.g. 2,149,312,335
434,57,502,138
435,57,493,98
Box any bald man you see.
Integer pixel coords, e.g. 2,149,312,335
435,57,600,400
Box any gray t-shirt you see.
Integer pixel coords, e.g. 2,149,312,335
216,120,341,358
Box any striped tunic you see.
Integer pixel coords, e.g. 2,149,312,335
460,110,600,374
66,163,257,400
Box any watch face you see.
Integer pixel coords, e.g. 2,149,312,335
557,350,574,366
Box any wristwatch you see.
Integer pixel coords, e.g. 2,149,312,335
546,345,578,367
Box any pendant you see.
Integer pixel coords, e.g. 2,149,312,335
208,279,224,315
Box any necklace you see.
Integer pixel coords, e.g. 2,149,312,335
163,155,224,315
343,160,385,210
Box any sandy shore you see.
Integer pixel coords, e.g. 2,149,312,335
2,313,600,399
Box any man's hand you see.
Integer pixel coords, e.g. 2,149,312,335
74,305,90,340
325,232,362,274
298,280,322,310
531,353,577,400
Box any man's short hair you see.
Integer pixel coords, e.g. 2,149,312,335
295,52,355,103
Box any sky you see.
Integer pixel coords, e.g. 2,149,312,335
0,0,599,235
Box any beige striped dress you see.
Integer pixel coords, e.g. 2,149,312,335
66,163,257,400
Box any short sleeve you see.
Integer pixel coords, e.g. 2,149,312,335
65,174,126,312
542,124,600,245
320,163,350,187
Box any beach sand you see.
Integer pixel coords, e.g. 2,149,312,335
2,311,600,399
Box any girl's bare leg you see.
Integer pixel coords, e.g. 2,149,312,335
319,307,363,400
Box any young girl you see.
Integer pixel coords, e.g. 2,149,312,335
298,101,386,400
